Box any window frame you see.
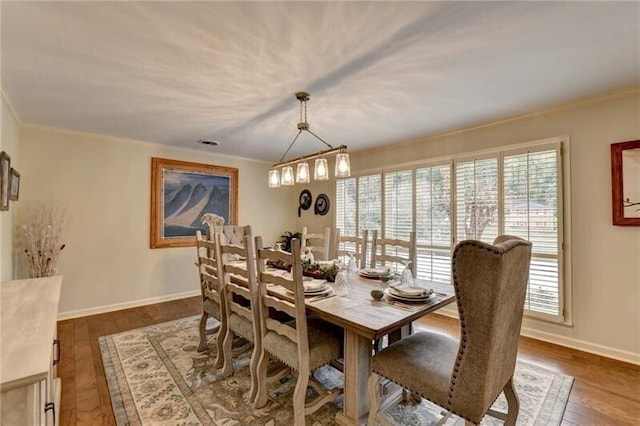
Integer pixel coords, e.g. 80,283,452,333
335,136,570,324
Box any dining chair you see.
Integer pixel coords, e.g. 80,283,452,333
301,226,331,260
216,227,263,403
197,213,252,353
367,235,533,426
369,230,417,276
195,231,226,365
253,237,343,424
335,228,369,269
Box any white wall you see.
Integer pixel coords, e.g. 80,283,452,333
18,126,296,317
0,94,20,281
304,90,640,364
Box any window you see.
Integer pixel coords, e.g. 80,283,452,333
336,174,381,262
336,139,565,321
503,148,561,317
416,164,452,283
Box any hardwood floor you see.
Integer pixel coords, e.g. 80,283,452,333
56,296,640,425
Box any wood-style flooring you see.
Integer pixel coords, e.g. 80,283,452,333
56,296,640,425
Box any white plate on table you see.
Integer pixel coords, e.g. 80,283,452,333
388,285,433,299
384,287,435,303
358,267,391,279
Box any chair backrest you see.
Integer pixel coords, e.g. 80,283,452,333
217,227,261,339
301,226,331,260
196,230,224,310
369,230,417,275
201,213,247,245
448,235,532,420
335,228,369,269
254,237,310,373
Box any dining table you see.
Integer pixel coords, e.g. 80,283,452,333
268,271,456,426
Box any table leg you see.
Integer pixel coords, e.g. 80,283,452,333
336,330,371,426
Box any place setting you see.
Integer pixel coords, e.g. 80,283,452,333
384,283,435,303
302,278,336,302
358,266,392,280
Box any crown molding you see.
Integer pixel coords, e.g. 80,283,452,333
353,85,640,157
0,84,23,126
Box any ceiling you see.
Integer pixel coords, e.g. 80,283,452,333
1,1,639,162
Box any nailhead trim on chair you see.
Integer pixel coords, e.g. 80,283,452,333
447,240,503,425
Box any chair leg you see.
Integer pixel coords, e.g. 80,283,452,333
252,348,269,409
197,313,208,352
212,319,226,370
220,328,234,378
367,372,382,426
247,340,261,404
292,373,309,426
503,377,520,426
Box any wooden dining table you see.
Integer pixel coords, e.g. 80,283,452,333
270,273,455,426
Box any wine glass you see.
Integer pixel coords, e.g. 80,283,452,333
333,263,349,297
400,260,413,286
346,252,358,278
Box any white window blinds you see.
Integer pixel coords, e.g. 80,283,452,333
455,157,499,243
334,140,565,320
416,164,452,283
358,174,382,238
335,177,357,237
503,148,561,318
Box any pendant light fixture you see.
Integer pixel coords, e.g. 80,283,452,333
268,92,350,188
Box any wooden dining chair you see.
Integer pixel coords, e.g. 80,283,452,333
367,236,533,426
253,237,343,424
217,227,263,403
301,226,331,260
335,228,369,269
369,230,417,276
195,231,226,364
196,213,251,353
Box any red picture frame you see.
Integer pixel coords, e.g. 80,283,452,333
611,140,640,226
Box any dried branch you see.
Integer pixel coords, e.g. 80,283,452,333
21,201,66,278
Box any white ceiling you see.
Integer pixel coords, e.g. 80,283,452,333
1,1,639,162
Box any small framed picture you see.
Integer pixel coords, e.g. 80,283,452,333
9,168,20,201
0,151,10,211
611,140,640,225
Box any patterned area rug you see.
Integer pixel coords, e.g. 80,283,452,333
99,316,573,425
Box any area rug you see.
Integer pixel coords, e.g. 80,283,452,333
99,316,573,425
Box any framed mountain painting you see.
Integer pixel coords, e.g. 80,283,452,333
150,157,238,248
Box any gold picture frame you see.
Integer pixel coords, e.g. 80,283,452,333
150,157,238,248
611,140,640,226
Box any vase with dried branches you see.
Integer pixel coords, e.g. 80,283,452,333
21,202,66,278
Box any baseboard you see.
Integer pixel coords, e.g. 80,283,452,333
434,308,640,366
519,327,640,366
57,290,201,321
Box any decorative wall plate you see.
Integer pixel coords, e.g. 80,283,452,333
299,189,312,210
314,193,330,216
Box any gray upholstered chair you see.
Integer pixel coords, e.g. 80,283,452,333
367,235,532,426
335,228,369,269
253,238,343,424
301,226,331,260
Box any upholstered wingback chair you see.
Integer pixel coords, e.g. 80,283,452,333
367,235,532,425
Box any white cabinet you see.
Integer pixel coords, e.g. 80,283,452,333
1,276,62,425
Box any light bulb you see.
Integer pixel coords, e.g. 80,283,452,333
281,166,294,186
335,153,351,177
296,162,310,183
315,158,329,181
268,169,280,188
